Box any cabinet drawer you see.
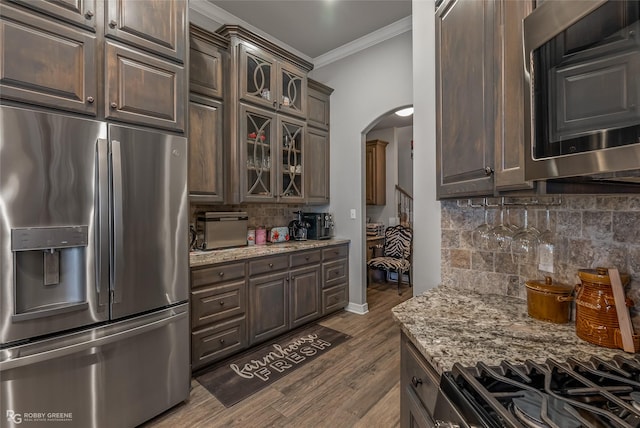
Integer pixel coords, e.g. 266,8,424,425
322,244,348,261
322,284,347,315
249,255,289,276
191,262,245,288
192,316,247,370
105,41,185,132
323,259,348,289
401,334,441,415
290,249,321,268
191,280,246,329
0,4,97,115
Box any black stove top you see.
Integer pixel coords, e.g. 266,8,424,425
440,355,640,428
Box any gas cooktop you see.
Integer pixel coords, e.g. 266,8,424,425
440,354,640,428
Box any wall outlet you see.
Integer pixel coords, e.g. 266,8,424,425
350,209,357,219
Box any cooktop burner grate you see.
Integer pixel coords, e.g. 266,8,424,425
442,355,640,428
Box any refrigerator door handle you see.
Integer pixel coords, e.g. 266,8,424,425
0,310,187,371
96,138,109,307
110,139,124,304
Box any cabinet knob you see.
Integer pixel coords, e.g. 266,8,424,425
484,166,494,176
110,102,117,109
269,263,273,268
109,20,117,29
219,301,225,306
219,339,225,344
305,256,310,261
291,276,295,280
219,271,224,277
411,376,423,388
85,10,94,19
86,96,94,104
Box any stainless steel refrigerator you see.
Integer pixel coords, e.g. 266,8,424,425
0,105,190,428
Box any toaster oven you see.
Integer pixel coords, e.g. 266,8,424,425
196,212,248,250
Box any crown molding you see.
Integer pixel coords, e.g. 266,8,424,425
313,15,412,69
189,0,313,64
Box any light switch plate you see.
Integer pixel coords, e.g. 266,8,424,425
350,209,356,219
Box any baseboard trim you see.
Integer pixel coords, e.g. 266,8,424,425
345,302,369,315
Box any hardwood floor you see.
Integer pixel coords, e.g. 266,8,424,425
142,280,411,428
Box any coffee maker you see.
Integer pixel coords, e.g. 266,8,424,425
289,211,309,241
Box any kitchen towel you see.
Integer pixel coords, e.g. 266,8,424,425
195,324,350,407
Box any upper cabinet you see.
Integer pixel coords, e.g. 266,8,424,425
305,79,333,204
188,25,228,203
238,44,307,119
366,140,388,206
217,25,314,204
307,78,331,131
104,0,186,63
435,0,496,199
0,0,188,133
435,0,533,199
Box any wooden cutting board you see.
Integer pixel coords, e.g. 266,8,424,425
609,268,635,353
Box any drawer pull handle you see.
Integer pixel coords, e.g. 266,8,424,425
219,339,225,344
411,376,423,388
219,301,225,306
305,256,310,260
219,272,224,276
269,263,273,268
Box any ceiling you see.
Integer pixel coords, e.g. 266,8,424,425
204,0,414,131
208,0,412,59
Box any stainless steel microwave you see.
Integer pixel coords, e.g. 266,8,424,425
523,0,640,182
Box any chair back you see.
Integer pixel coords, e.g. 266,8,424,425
383,225,412,260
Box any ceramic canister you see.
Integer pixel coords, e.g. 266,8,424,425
255,227,267,245
525,276,574,324
575,267,634,350
247,229,255,246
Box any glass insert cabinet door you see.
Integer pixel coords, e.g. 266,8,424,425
239,45,278,111
278,117,305,201
241,104,276,200
277,62,307,119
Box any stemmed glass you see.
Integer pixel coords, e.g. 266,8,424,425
537,207,555,271
489,203,513,252
472,203,492,250
511,206,539,263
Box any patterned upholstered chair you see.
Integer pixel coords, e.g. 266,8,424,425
366,225,413,295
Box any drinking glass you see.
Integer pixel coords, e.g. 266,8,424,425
489,205,513,251
472,205,492,250
537,207,555,272
511,206,539,263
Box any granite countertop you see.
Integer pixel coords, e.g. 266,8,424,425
190,238,350,267
392,286,631,375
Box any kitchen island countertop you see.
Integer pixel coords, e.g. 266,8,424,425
392,286,631,375
190,238,350,267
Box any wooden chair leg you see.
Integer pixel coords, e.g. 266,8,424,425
366,266,370,287
397,270,403,295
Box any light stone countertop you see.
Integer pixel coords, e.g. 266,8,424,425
189,238,351,267
392,286,631,375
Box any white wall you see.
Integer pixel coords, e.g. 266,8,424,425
311,31,413,312
412,0,441,294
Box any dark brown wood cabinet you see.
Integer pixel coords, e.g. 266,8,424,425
1,0,188,133
0,3,98,115
105,41,185,131
104,0,186,62
9,0,97,31
189,243,348,370
366,140,388,206
307,79,331,130
188,97,224,201
305,78,333,205
400,332,441,428
189,25,226,100
190,261,248,370
435,0,495,199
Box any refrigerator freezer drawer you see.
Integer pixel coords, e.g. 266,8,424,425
0,304,189,428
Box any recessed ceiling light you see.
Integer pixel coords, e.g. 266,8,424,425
395,107,413,117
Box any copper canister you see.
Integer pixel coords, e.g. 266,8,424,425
575,267,634,349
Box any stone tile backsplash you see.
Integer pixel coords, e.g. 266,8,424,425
441,196,640,323
191,203,304,229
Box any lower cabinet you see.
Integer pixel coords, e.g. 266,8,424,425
400,332,441,428
190,243,349,371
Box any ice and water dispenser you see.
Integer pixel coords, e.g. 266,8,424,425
11,226,88,321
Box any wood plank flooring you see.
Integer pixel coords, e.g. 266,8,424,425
141,280,411,428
